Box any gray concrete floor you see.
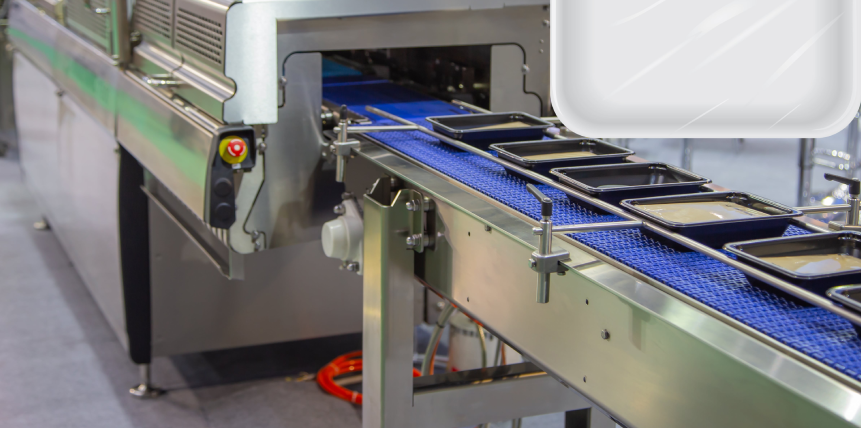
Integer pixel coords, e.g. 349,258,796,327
0,153,565,427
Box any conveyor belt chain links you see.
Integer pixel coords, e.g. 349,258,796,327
526,184,571,304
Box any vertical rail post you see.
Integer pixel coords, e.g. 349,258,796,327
362,190,420,428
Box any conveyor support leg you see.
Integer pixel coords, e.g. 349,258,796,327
362,187,606,428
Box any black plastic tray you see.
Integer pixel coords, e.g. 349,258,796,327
622,192,801,249
828,285,861,335
550,163,710,205
490,139,634,174
426,112,553,149
725,232,861,294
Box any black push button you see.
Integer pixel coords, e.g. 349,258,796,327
214,178,233,197
214,203,234,222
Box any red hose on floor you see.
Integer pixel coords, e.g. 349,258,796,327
317,351,421,404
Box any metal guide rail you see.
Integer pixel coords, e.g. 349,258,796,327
321,80,861,384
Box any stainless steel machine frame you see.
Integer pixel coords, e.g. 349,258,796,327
6,0,560,399
11,0,861,424
346,132,861,428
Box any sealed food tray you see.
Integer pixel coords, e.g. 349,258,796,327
550,163,710,205
622,192,801,249
726,232,861,295
426,112,553,149
828,285,861,335
490,139,634,174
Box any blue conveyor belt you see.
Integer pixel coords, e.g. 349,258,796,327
323,81,861,380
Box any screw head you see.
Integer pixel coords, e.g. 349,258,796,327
600,329,610,340
333,204,346,215
345,262,359,272
405,201,416,211
528,259,537,269
406,236,416,248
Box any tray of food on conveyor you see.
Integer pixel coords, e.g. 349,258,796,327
622,192,801,249
426,112,553,149
725,232,861,294
489,139,634,174
827,284,861,335
550,162,710,205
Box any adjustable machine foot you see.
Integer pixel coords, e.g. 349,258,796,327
129,364,164,399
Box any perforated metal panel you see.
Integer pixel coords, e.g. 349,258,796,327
174,3,225,68
65,0,111,51
132,0,173,48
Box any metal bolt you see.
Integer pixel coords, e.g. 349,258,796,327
484,225,492,232
528,259,537,269
521,64,530,75
542,19,550,27
406,235,417,248
345,261,359,272
254,241,262,251
600,329,610,340
333,204,346,215
406,201,416,211
390,177,400,188
251,231,260,240
341,192,354,200
257,141,267,153
422,196,434,211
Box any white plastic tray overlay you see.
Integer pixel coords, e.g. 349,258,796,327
551,0,861,138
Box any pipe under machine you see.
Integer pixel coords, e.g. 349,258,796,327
8,0,861,426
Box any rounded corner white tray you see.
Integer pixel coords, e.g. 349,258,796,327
550,0,861,138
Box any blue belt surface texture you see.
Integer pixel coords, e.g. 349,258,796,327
323,80,861,380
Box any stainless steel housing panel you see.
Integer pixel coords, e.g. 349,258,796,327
224,0,550,124
14,52,127,348
248,9,550,248
7,0,61,74
172,0,230,71
8,0,119,133
116,70,213,220
53,21,119,133
352,142,861,428
65,0,112,51
245,53,342,247
132,0,175,51
148,188,363,356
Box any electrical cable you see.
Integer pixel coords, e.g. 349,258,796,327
422,302,457,375
317,351,420,404
475,323,488,369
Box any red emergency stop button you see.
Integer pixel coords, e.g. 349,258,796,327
219,136,249,164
